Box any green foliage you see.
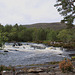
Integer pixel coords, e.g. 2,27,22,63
32,28,46,41
54,0,75,28
46,30,57,41
0,24,75,46
72,56,75,59
18,28,33,42
0,24,4,32
57,29,74,42
0,65,11,73
4,24,12,32
0,32,8,47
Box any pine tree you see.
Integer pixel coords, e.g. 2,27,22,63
54,0,75,28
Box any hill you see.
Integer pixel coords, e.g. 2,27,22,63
23,22,68,30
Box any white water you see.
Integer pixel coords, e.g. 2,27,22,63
4,43,63,53
0,42,72,66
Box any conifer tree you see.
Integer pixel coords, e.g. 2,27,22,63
54,0,75,28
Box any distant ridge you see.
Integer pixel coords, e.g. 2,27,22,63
23,22,74,30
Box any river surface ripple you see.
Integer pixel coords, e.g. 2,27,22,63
0,43,74,66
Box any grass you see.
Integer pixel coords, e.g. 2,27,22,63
71,56,75,59
26,61,59,67
47,61,59,65
72,56,75,59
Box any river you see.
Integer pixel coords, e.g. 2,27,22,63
0,42,74,66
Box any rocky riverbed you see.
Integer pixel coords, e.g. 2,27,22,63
2,61,75,75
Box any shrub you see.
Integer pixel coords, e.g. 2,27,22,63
72,56,75,59
71,56,75,61
5,66,11,71
59,59,73,72
0,65,5,72
0,65,11,73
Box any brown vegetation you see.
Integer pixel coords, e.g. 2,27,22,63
59,59,73,72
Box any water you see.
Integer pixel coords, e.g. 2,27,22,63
0,42,74,66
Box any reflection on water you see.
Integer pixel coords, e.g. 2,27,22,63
0,42,74,66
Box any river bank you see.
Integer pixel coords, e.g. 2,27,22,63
32,41,75,50
1,61,75,75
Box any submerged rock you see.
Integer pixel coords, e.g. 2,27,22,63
4,50,8,52
15,50,18,51
59,54,62,55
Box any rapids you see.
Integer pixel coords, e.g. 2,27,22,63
0,42,73,66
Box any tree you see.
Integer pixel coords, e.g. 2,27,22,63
4,24,12,32
32,28,46,41
32,28,39,41
9,27,18,41
57,29,73,42
37,28,46,41
18,25,26,31
0,24,4,32
46,30,57,41
54,0,75,28
18,28,33,42
0,32,8,47
0,33,2,47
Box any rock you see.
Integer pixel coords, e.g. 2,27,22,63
68,72,75,75
55,71,75,75
73,68,75,72
28,69,35,73
16,71,26,75
15,50,18,51
55,71,63,75
59,54,62,55
39,72,50,75
40,67,51,72
4,50,8,52
28,73,39,75
28,68,43,73
2,71,13,75
48,72,56,75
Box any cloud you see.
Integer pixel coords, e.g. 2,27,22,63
0,0,63,25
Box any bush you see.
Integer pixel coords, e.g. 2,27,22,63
0,65,11,73
59,59,73,72
71,56,75,61
5,66,11,71
0,65,5,72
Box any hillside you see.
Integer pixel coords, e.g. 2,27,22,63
23,22,68,30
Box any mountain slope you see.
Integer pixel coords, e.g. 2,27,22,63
23,22,74,30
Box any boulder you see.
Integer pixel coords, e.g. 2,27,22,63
4,50,8,52
28,68,43,73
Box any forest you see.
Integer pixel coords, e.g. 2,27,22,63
0,23,75,48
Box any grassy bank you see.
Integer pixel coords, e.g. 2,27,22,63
0,60,75,75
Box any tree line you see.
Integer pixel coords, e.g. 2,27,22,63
0,23,75,46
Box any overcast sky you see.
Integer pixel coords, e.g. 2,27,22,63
0,0,63,25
